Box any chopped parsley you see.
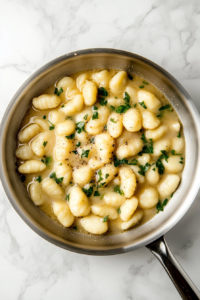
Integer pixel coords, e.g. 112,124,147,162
101,194,105,200
98,87,108,97
171,150,181,155
82,186,93,197
160,150,169,162
110,106,115,111
48,120,55,130
43,115,46,119
141,133,147,143
115,103,131,113
93,105,98,110
134,103,137,108
83,114,88,120
156,158,165,175
152,168,156,171
103,215,109,222
99,182,106,188
61,105,65,108
128,74,133,80
72,150,78,155
110,118,117,123
139,101,147,109
41,156,52,166
143,81,148,85
114,185,124,195
124,92,130,103
159,105,170,111
94,191,100,197
66,194,70,201
104,124,107,130
138,163,151,176
117,207,121,214
139,85,144,89
35,176,42,183
20,175,26,182
76,142,81,147
54,87,63,96
76,121,85,134
49,172,64,184
171,193,174,198
129,159,138,165
65,133,75,139
177,132,181,138
90,137,94,144
98,169,103,182
43,141,48,147
59,163,62,166
179,157,184,164
92,111,98,120
139,139,153,155
99,98,107,106
156,198,168,213
114,156,128,167
105,173,109,179
81,149,90,158
115,97,117,99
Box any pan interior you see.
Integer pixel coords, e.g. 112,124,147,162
0,49,199,255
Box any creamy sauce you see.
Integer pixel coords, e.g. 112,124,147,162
16,69,185,235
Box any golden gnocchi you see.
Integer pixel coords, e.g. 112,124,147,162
16,69,185,235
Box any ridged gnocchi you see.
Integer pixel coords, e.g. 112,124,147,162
16,69,185,235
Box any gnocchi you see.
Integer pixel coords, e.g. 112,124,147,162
16,69,185,235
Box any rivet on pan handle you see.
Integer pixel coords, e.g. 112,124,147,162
147,236,200,300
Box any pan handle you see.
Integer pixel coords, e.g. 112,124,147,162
146,236,200,300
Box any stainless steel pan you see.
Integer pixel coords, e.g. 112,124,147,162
0,49,200,299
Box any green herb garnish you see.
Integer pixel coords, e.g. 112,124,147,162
129,159,138,165
92,111,98,120
139,85,144,89
41,156,52,166
105,173,109,179
76,142,81,147
35,176,42,183
83,114,88,120
49,172,64,184
43,141,48,147
143,81,148,85
94,191,100,197
76,121,85,134
48,120,55,130
171,150,181,155
98,87,108,97
124,92,130,103
160,150,169,162
141,133,147,143
159,105,170,111
156,158,165,175
114,156,128,167
65,133,75,139
99,98,107,106
54,87,63,96
90,137,94,144
110,118,117,123
156,199,168,213
82,186,93,197
138,163,151,176
116,103,131,114
177,132,181,138
98,170,103,182
117,207,121,214
43,115,46,119
103,215,109,222
66,194,70,201
81,149,90,158
139,101,147,109
110,106,115,111
114,185,124,195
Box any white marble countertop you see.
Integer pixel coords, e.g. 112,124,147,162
0,0,200,299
